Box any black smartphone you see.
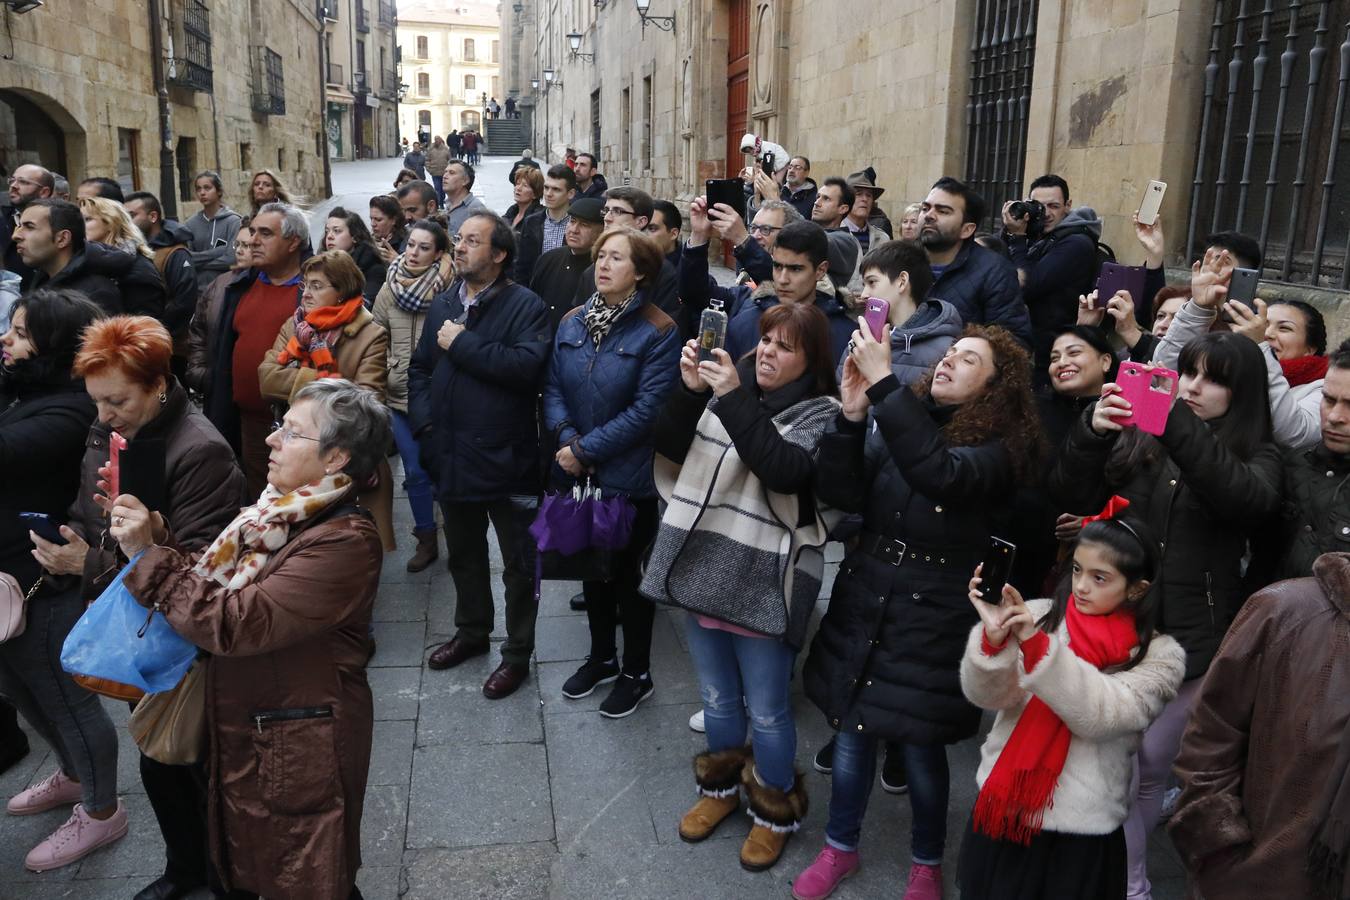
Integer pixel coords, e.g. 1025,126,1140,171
20,512,68,546
705,178,747,219
118,439,168,513
978,537,1016,603
1227,267,1260,312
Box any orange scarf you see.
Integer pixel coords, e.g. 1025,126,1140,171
972,600,1138,844
275,297,364,377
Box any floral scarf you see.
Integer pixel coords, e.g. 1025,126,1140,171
194,474,353,590
581,290,636,349
388,252,452,314
275,297,365,377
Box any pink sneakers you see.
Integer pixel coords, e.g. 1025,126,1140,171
24,801,128,872
792,845,860,900
902,862,944,900
7,769,82,816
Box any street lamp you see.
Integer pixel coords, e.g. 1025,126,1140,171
543,67,554,83
634,0,674,33
530,78,540,90
566,32,595,63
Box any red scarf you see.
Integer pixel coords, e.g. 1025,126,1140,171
972,600,1138,844
1280,353,1329,388
275,297,364,378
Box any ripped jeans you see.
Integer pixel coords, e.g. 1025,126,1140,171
684,617,797,792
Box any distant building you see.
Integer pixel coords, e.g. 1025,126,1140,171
398,1,501,143
324,0,401,161
0,0,327,216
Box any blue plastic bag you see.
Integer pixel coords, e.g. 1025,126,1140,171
60,553,198,694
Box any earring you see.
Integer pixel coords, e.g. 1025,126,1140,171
158,393,167,404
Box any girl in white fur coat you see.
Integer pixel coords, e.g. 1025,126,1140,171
957,501,1186,900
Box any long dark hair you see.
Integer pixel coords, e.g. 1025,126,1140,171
1041,516,1160,671
6,288,106,386
1107,331,1272,483
326,206,379,259
1050,324,1118,391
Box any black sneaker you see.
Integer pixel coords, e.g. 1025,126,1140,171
561,656,620,699
813,737,835,775
598,672,654,718
568,591,587,611
880,743,908,794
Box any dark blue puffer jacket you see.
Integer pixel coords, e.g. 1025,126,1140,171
543,292,681,499
930,240,1032,348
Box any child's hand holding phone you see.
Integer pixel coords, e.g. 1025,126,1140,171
968,566,1037,645
847,315,893,387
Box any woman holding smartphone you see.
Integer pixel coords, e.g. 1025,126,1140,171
40,315,247,897
543,228,681,719
642,303,839,872
794,323,1041,900
1048,331,1282,900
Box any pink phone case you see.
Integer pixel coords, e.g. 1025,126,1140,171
108,431,128,498
1116,362,1177,436
863,298,890,342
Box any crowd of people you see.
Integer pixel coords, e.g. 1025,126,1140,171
0,147,1344,900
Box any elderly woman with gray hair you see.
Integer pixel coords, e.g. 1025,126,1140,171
105,379,389,900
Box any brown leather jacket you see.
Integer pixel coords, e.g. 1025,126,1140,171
1170,552,1350,899
74,378,246,601
185,268,237,396
123,507,383,900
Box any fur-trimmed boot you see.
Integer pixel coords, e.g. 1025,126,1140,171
679,747,749,843
740,763,808,872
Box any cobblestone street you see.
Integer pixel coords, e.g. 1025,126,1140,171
0,158,1190,900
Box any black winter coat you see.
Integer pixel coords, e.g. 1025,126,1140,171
1266,444,1350,582
930,240,1032,348
30,245,167,321
529,246,590,333
147,221,199,341
1048,403,1282,680
0,364,95,594
512,209,548,286
407,277,551,502
350,242,388,307
803,379,1017,745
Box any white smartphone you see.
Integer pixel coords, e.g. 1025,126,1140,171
1138,180,1167,226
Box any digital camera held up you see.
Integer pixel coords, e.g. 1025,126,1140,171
738,133,791,175
1008,198,1048,239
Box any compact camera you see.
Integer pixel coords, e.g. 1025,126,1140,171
1008,198,1048,239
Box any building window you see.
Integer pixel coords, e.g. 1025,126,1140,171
418,110,431,128
175,136,197,202
239,142,252,171
251,46,286,115
417,72,429,96
1189,0,1350,287
492,40,499,63
492,76,499,97
621,86,631,168
461,110,480,129
277,148,285,171
962,0,1039,229
642,76,653,172
464,38,475,62
416,35,428,58
168,0,213,93
591,89,601,156
116,129,140,194
356,39,366,86
465,74,476,91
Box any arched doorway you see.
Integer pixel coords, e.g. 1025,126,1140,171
0,89,82,179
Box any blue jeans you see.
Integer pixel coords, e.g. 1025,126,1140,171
684,618,796,792
825,731,950,865
430,174,445,207
390,409,436,532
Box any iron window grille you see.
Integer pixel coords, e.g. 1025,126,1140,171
1189,0,1350,288
963,0,1039,230
252,46,286,116
167,0,213,93
379,1,396,27
356,3,370,32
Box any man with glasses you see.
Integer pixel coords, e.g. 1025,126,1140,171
2,164,55,288
780,156,818,220
700,198,802,289
408,212,550,702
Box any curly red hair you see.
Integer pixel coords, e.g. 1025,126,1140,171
73,315,172,389
912,324,1042,479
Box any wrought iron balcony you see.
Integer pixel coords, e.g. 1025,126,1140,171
167,0,213,93
251,46,286,116
355,3,370,32
379,1,396,27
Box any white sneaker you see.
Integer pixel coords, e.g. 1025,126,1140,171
688,709,705,733
1160,786,1182,820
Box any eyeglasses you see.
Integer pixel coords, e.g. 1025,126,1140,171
6,176,38,187
270,422,319,444
451,234,485,248
749,224,782,236
601,207,634,218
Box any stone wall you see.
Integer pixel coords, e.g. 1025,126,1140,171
0,0,327,216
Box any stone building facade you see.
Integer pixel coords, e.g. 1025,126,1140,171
398,1,501,146
507,0,1350,327
0,0,328,219
324,0,402,161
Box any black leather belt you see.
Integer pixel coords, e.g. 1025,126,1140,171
858,532,982,571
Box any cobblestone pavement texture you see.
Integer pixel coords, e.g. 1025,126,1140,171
0,158,1188,899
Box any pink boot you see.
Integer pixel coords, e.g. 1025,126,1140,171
7,768,82,816
792,845,860,900
902,862,944,900
24,801,128,872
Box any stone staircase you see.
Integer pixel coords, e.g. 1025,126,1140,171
484,118,529,156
